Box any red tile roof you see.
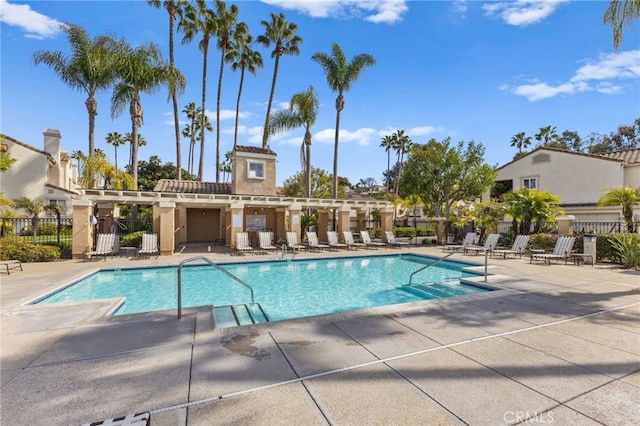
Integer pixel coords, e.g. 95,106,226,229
598,148,640,164
234,145,277,155
153,179,231,194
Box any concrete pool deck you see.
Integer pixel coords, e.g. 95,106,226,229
1,245,638,425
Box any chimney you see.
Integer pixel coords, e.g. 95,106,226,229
43,128,62,187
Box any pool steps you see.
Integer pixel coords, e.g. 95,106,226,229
213,303,270,328
400,279,484,300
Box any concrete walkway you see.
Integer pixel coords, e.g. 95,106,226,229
1,246,638,425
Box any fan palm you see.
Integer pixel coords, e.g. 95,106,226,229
123,132,148,171
257,12,303,149
311,43,376,199
503,187,563,235
510,131,532,155
227,33,263,148
13,197,46,243
380,135,393,193
179,0,216,181
535,125,559,146
33,23,119,154
392,130,412,194
105,132,125,169
182,103,212,175
597,186,640,232
268,86,319,198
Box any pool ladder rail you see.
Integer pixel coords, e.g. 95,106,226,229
407,245,488,286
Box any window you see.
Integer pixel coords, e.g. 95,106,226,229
49,199,66,209
247,160,265,179
522,177,537,189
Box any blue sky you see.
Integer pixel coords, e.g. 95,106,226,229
1,0,639,186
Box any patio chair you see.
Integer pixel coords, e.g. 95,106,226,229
327,231,348,250
0,259,22,275
464,233,500,255
286,231,306,253
138,233,158,259
443,232,477,252
385,231,410,248
530,236,576,265
234,232,254,255
343,231,367,250
306,231,330,252
258,231,278,253
359,230,386,249
85,233,117,261
491,235,530,259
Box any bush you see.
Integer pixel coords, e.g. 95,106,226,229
22,222,58,236
41,240,71,250
529,233,557,251
0,238,60,262
607,233,640,268
120,231,145,248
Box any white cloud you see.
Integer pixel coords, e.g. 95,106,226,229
203,108,247,121
482,0,568,27
452,1,468,14
0,0,62,39
408,126,445,136
315,127,379,146
260,0,407,24
505,50,639,101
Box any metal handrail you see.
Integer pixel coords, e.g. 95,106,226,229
408,246,466,286
177,256,255,319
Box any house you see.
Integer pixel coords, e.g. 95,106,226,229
487,147,640,221
0,129,79,216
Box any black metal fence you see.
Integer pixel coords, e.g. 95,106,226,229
573,221,636,234
496,221,558,234
0,217,73,246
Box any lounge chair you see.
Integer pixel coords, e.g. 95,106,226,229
234,232,254,255
137,233,158,259
464,233,500,255
258,231,278,253
327,231,348,250
86,233,117,261
385,231,410,248
443,232,477,252
359,230,386,249
0,259,22,275
286,231,306,253
530,236,576,265
306,231,330,252
492,235,530,259
343,231,367,250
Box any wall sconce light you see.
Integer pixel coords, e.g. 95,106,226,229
253,210,258,215
202,210,206,216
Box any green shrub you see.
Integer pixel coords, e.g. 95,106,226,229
41,240,71,250
529,233,557,251
607,233,640,268
22,222,58,236
120,231,145,248
0,238,60,262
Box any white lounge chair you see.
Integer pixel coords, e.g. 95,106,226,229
0,259,22,275
492,235,530,259
306,231,330,252
327,231,348,250
443,232,477,252
286,231,306,253
385,231,410,248
234,232,254,255
138,233,158,258
530,236,576,265
464,233,500,255
258,231,278,253
343,231,366,250
86,233,117,261
359,230,385,249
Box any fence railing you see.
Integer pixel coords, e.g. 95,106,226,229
573,221,634,234
497,221,558,234
0,217,73,246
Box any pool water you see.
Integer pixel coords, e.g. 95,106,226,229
36,254,488,321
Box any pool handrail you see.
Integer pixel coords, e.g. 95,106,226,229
408,246,466,286
177,256,255,319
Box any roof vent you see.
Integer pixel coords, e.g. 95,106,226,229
532,153,550,164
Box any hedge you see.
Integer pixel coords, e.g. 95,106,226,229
0,238,60,262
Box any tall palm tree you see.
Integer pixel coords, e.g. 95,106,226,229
105,132,125,169
182,103,212,175
598,186,640,232
227,33,263,148
13,197,46,243
213,0,244,183
147,0,188,180
123,132,148,171
179,0,216,181
535,125,559,146
380,134,393,194
510,131,532,155
257,12,303,149
33,23,119,154
603,0,640,49
392,129,412,194
268,86,319,198
312,43,376,199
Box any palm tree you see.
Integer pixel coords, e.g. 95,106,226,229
179,0,216,181
227,33,263,148
123,132,148,171
392,130,412,194
111,41,185,189
33,23,119,154
380,135,393,193
503,187,563,235
257,12,303,149
268,86,319,198
510,131,532,155
213,0,244,183
182,103,212,175
312,43,376,199
535,125,559,146
105,132,125,169
603,0,640,49
13,197,46,243
597,186,640,232
147,0,188,180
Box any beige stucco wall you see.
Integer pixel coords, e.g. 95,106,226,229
231,151,277,196
623,164,640,189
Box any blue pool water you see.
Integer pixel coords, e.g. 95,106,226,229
35,254,488,321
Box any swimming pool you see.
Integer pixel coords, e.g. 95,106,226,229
35,254,489,322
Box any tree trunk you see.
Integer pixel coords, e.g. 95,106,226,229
215,47,225,183
234,66,245,148
86,95,97,155
262,48,281,149
169,8,181,180
198,38,209,181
